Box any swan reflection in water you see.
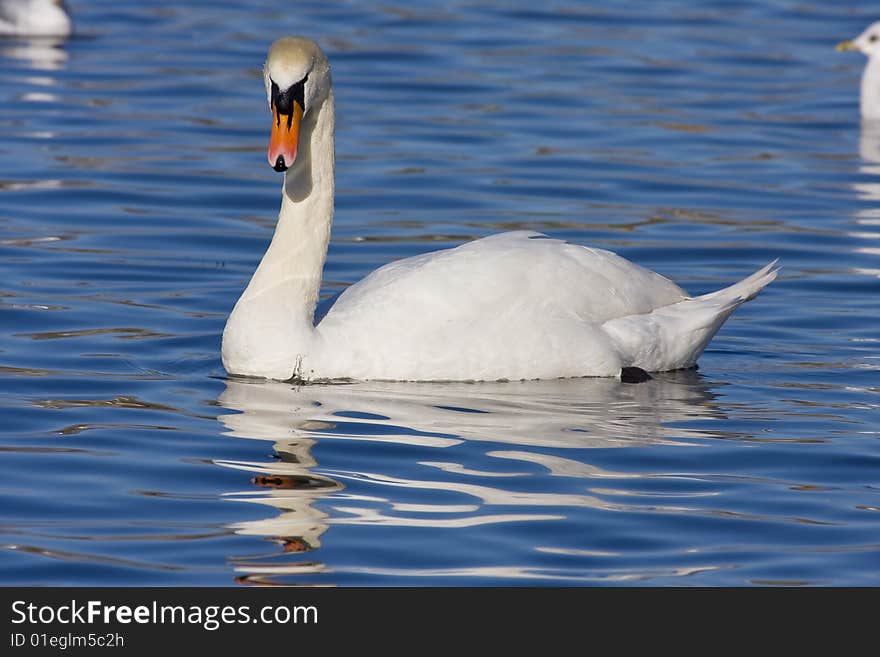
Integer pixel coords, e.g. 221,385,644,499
214,372,726,584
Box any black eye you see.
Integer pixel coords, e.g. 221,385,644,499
871,34,879,43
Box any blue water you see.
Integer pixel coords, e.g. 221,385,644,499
0,0,878,586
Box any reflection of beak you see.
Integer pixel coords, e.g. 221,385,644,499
268,99,303,172
836,40,858,52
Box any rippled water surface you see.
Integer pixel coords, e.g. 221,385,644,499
1,0,878,586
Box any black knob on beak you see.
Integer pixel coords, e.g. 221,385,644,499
273,155,287,172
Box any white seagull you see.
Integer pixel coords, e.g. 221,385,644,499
0,0,71,37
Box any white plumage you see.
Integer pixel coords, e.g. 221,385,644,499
0,0,71,37
221,37,777,383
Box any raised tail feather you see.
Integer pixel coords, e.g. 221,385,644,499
693,259,779,305
602,260,779,372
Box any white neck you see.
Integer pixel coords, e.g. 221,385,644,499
222,90,335,379
861,56,880,120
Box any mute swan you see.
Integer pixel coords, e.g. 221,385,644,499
837,21,880,120
222,37,777,383
0,0,71,37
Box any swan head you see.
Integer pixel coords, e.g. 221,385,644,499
837,21,880,57
263,36,331,172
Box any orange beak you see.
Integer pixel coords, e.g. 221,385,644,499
268,100,302,172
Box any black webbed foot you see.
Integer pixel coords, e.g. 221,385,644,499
620,366,652,383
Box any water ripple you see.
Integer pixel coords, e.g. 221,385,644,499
0,0,878,586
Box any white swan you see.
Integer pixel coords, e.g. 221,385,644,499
0,0,70,37
222,37,777,383
837,21,880,120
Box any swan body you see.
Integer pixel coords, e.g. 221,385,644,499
838,21,880,120
222,37,777,383
0,0,71,37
